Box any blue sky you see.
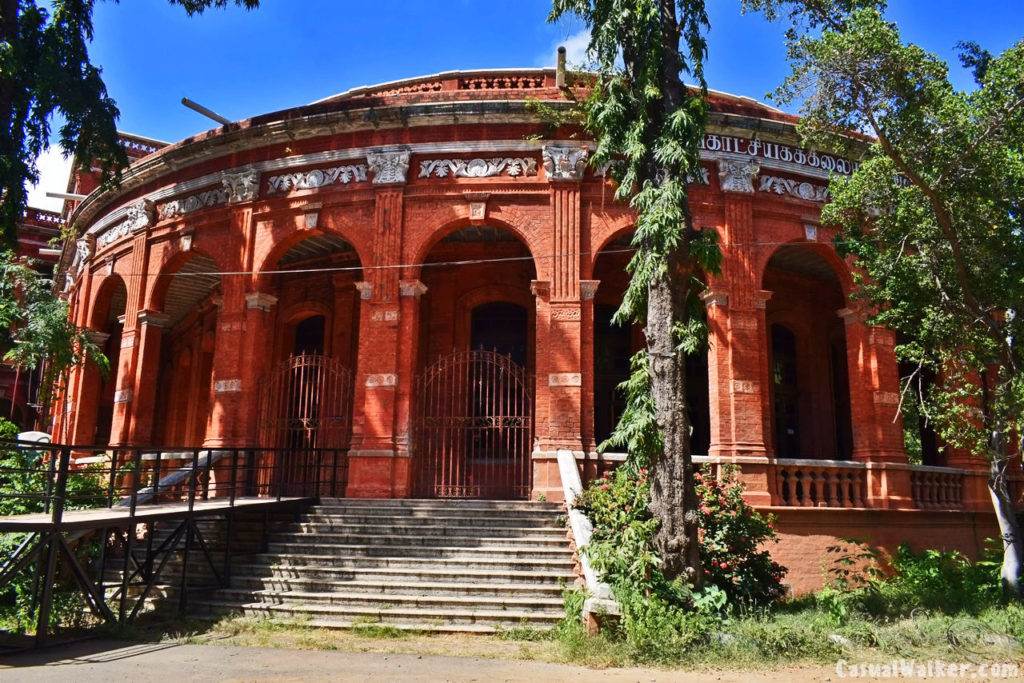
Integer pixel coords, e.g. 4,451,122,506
29,0,1023,210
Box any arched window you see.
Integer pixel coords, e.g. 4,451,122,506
771,324,800,458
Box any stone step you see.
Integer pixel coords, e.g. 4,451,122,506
314,500,561,514
227,565,573,585
213,587,564,611
193,599,563,629
263,542,570,559
227,574,567,597
265,532,568,548
231,554,575,573
280,523,567,539
299,509,565,528
186,613,538,635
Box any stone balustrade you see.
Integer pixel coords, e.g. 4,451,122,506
775,459,867,508
910,467,965,510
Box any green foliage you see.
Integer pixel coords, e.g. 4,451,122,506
695,466,788,605
571,464,787,661
0,417,107,634
816,541,1005,625
0,0,259,243
0,250,107,429
745,0,1024,597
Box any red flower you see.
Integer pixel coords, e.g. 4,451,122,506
719,561,729,570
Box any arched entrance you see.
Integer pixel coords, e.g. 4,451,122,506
411,225,537,499
591,233,711,452
763,244,854,460
88,275,127,446
256,232,362,491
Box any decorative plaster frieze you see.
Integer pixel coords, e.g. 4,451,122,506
367,150,411,184
688,167,711,185
98,199,153,247
158,187,229,219
418,157,538,179
215,379,242,393
549,373,582,387
266,164,368,194
76,236,94,264
542,145,588,181
874,391,899,405
221,167,260,203
731,379,757,394
717,159,760,193
399,280,428,297
759,174,829,202
245,292,278,312
371,308,399,323
551,307,581,321
365,373,397,388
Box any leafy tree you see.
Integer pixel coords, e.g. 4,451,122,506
0,0,259,244
745,0,1024,598
0,250,107,429
549,0,721,583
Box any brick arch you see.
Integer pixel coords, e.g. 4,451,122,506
146,246,225,313
407,213,542,280
590,212,636,271
87,273,128,330
252,224,368,291
758,238,854,301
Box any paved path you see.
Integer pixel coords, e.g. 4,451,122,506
0,639,832,682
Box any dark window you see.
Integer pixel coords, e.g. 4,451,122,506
470,302,528,367
293,315,326,355
771,324,800,458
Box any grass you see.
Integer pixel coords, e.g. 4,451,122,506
113,599,1024,672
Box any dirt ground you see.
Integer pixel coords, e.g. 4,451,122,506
0,639,840,682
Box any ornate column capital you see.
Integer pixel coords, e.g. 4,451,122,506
755,289,774,309
136,310,170,328
399,280,428,298
245,292,278,312
701,288,729,308
717,158,760,194
530,280,551,299
222,167,261,203
354,281,374,300
367,149,411,185
542,144,589,181
580,280,600,301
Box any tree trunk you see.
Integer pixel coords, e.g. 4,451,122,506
988,439,1023,600
646,258,700,584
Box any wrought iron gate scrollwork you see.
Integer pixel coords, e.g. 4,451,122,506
412,349,533,500
257,353,353,493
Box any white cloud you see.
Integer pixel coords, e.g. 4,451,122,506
26,146,74,212
538,28,594,69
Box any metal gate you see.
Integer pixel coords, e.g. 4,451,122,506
412,350,533,500
257,353,353,493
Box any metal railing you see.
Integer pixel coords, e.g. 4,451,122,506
0,440,347,647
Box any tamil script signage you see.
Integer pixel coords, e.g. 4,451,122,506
700,134,858,175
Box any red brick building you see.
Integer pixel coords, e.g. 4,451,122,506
0,207,62,429
53,70,1015,590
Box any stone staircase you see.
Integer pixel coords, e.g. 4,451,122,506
189,498,575,633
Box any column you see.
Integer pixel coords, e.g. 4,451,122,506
533,144,588,500
204,280,247,448
347,152,410,497
839,308,912,509
707,160,774,504
393,280,426,494
109,224,152,446
240,292,278,445
125,310,169,445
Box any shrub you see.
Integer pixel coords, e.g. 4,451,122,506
572,462,788,661
817,540,1004,624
